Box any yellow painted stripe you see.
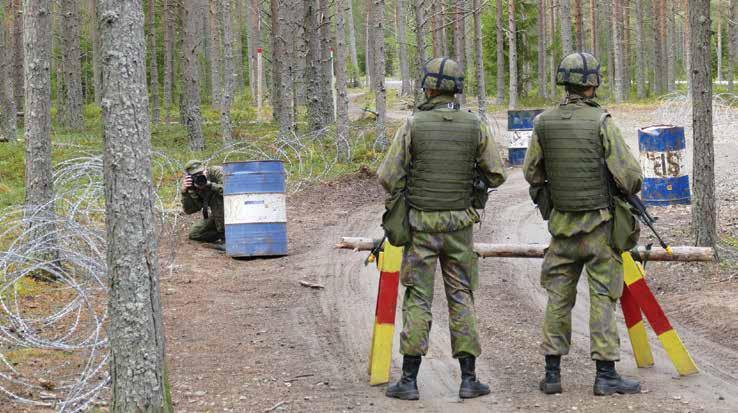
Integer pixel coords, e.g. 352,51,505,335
380,242,404,273
622,252,645,286
369,323,396,385
627,321,655,368
658,329,699,376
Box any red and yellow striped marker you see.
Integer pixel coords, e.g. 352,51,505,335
368,241,403,385
621,252,699,376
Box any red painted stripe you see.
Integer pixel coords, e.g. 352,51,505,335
627,278,673,336
620,283,643,329
375,271,400,324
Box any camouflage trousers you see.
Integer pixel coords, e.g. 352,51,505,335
540,221,624,361
399,226,481,358
188,217,225,243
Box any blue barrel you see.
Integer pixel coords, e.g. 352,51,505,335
507,109,544,131
638,126,691,206
223,160,288,257
508,147,527,166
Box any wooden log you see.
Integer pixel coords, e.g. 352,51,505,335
336,237,715,262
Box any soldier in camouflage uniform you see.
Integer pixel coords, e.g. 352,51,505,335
523,53,644,396
378,58,507,400
181,160,226,244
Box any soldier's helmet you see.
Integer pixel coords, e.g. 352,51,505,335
185,160,206,175
556,52,602,87
421,57,464,94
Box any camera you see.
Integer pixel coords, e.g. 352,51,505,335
190,172,208,188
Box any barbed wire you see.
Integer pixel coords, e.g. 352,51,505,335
0,125,374,411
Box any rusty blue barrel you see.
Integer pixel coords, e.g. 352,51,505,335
507,109,543,167
223,160,288,257
638,125,691,206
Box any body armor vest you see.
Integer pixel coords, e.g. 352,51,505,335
406,107,480,211
538,103,611,212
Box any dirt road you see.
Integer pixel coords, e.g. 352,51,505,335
163,105,738,413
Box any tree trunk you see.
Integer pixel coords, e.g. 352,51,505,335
717,1,723,83
219,0,234,141
0,3,17,142
683,0,690,96
431,5,443,57
246,0,260,98
453,0,465,71
560,0,573,55
335,0,350,161
666,0,675,92
495,0,504,104
271,0,294,141
89,0,102,104
623,0,630,99
365,0,374,90
689,0,716,248
209,0,222,107
149,0,161,123
61,0,84,130
305,0,324,131
611,0,624,102
182,0,205,150
396,0,411,96
652,0,664,94
538,0,547,98
575,0,583,50
508,0,517,109
634,0,646,98
346,0,360,86
319,0,334,121
164,0,174,123
413,0,427,106
98,1,172,411
11,0,23,114
23,0,54,214
232,0,244,93
549,0,557,97
589,0,596,55
729,0,736,91
373,0,386,148
473,0,487,120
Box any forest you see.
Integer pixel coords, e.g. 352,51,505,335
0,1,733,412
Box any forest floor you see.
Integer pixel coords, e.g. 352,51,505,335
158,103,738,413
3,97,738,413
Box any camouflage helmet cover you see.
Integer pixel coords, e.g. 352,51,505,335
421,57,464,93
556,52,602,87
185,160,206,175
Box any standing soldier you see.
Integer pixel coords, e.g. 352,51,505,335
378,57,506,400
523,53,644,396
181,160,226,246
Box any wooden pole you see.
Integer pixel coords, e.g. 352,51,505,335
336,237,715,262
257,47,263,120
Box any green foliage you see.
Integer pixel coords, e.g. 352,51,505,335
0,141,24,209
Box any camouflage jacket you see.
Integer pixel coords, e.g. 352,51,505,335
378,95,507,233
523,97,643,237
181,166,225,230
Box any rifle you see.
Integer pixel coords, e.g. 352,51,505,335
626,194,673,255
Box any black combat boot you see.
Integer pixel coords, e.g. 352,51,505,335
458,356,491,399
539,355,562,394
593,360,641,396
386,356,421,400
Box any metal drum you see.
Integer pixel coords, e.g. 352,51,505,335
223,160,288,257
638,125,691,206
507,109,543,167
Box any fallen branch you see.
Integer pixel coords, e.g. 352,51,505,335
299,280,325,289
336,237,716,262
265,401,287,412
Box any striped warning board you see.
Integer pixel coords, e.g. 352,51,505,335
368,241,403,385
621,252,698,376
